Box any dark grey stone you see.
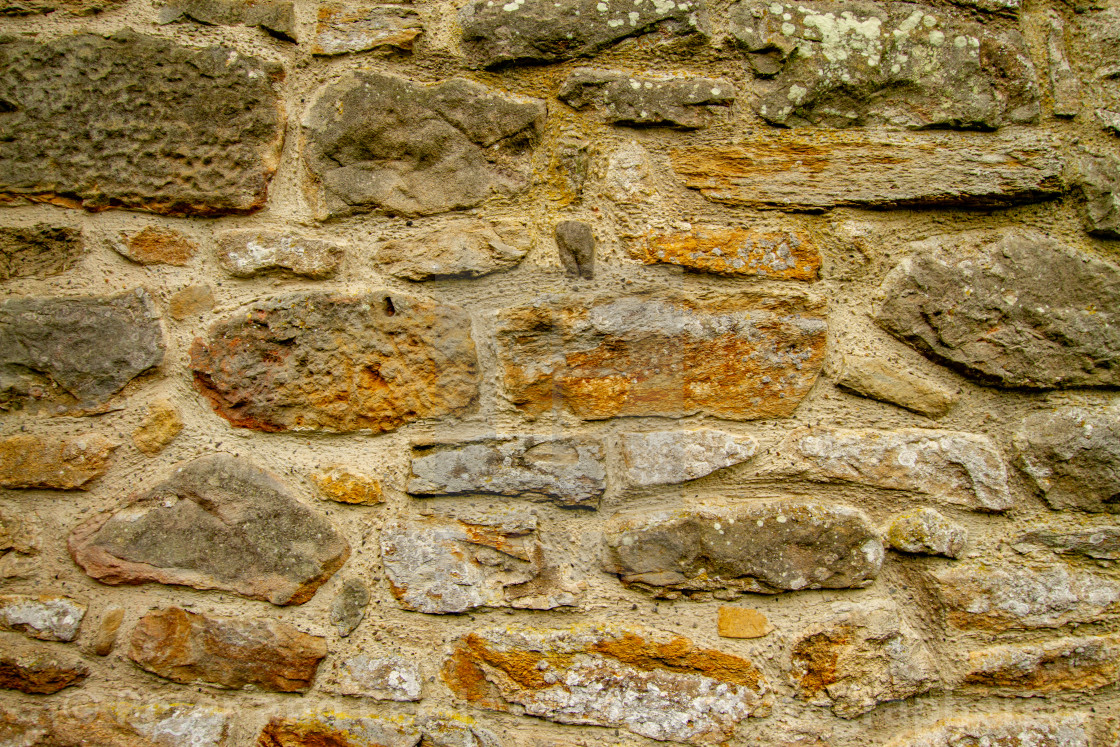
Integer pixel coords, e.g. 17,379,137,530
0,225,83,281
555,220,595,279
558,69,734,128
330,578,369,636
1014,405,1120,513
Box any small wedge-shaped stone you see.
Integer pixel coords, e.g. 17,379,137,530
836,356,958,418
620,430,757,487
877,231,1120,389
0,632,87,694
216,229,344,279
604,501,883,596
312,3,423,55
886,508,967,558
964,634,1120,694
0,595,85,642
160,0,296,39
0,224,83,281
322,653,423,701
634,227,820,280
376,220,530,280
190,292,478,433
1014,405,1120,513
0,434,117,490
884,713,1092,747
559,69,734,128
0,289,164,412
69,455,349,605
258,713,418,747
408,437,606,507
443,625,770,744
670,131,1063,210
129,607,326,692
1015,527,1120,560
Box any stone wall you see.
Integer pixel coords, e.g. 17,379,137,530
1,0,1119,742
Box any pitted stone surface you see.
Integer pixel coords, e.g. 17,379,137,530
604,501,883,596
0,224,83,281
964,634,1120,694
303,73,544,218
634,227,820,280
322,653,423,701
159,0,296,38
495,293,827,421
559,69,734,128
1014,405,1120,513
443,625,770,743
620,429,757,487
1074,151,1120,239
190,292,479,433
1015,527,1120,560
216,229,344,278
0,32,284,216
0,594,85,642
884,713,1092,747
886,508,967,558
1048,10,1080,117
28,702,230,747
877,231,1120,389
836,356,958,418
376,220,530,280
0,289,164,412
0,434,117,489
69,454,350,605
1,0,124,13
312,3,423,54
0,632,88,693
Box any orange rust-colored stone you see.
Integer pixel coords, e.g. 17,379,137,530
121,226,197,266
312,468,383,505
963,635,1120,693
588,631,765,689
790,628,853,698
0,434,118,490
441,644,509,710
718,607,774,639
635,227,820,280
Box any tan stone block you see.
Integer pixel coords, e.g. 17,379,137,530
634,227,820,280
313,468,383,505
0,434,117,490
718,607,773,639
168,285,214,320
836,355,958,418
132,400,183,455
112,226,197,266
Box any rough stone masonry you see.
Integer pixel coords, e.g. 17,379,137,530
1,0,1120,743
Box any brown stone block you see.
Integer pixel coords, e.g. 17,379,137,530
635,227,820,280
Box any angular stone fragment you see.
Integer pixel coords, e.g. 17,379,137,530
731,1,1039,129
322,653,423,701
836,356,958,418
459,0,705,68
0,508,36,556
444,625,769,743
671,131,1064,210
0,224,83,281
718,607,772,639
0,33,284,217
417,718,501,747
109,226,198,266
884,713,1092,747
92,606,124,656
620,429,757,487
376,220,529,280
496,293,827,421
408,436,606,507
790,600,937,717
314,468,383,505
132,400,183,455
1015,527,1120,560
312,3,422,55
191,292,478,433
330,578,369,636
604,501,883,596
929,563,1120,630
0,632,88,693
130,607,326,692
258,713,418,747
216,229,344,279
1014,405,1120,513
0,289,164,411
168,285,215,321
634,227,820,280
877,231,1120,389
885,508,967,558
964,634,1120,694
555,220,595,279
69,454,349,605
1048,10,1080,118
0,434,117,489
303,73,544,219
559,69,734,128
1073,151,1120,239
159,0,296,38
0,594,85,642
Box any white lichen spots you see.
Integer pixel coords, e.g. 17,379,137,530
928,29,944,46
781,21,795,35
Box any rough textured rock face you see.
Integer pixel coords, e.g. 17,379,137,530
322,653,423,701
407,437,606,507
620,429,757,487
302,73,544,218
554,221,595,279
1014,405,1120,513
329,578,369,636
877,231,1120,389
129,607,326,692
1047,10,1080,117
443,626,770,743
1,0,124,13
190,292,478,432
0,632,88,693
0,434,117,489
69,454,350,605
604,501,883,596
885,508,967,558
376,220,530,280
313,468,383,505
159,0,296,38
0,289,164,412
132,400,183,455
13,702,230,747
0,224,83,281
459,0,706,68
884,713,1093,747
835,355,958,418
963,635,1120,694
1074,151,1120,238
258,713,418,746
495,293,827,420
216,229,344,278
559,70,734,128
0,33,284,216
633,227,820,280
0,594,85,642
1015,527,1120,560
109,226,198,266
670,131,1063,210
312,3,423,54
731,1,1039,129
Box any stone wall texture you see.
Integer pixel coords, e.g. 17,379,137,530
1,0,1120,742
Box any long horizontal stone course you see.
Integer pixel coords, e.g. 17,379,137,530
1,702,230,747
633,226,820,280
884,713,1093,747
963,634,1120,694
559,69,735,128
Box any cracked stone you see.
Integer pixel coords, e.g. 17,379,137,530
376,220,530,280
322,653,423,701
634,226,820,280
836,355,958,418
312,3,422,54
1014,405,1120,513
216,229,344,279
0,594,85,642
620,429,757,487
559,69,734,128
0,224,83,281
0,434,117,489
885,508,967,558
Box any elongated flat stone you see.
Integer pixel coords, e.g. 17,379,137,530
559,69,734,128
321,653,423,701
1014,527,1120,560
884,713,1092,747
16,702,230,747
964,635,1120,694
258,714,418,746
620,429,757,487
312,3,422,55
216,229,344,279
159,0,296,39
0,224,83,281
190,292,478,433
69,455,349,605
110,226,198,266
376,220,530,280
836,355,958,418
495,293,827,420
0,595,85,642
670,131,1063,210
633,227,820,280
0,434,117,489
1014,405,1120,513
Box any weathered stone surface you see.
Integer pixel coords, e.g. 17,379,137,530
312,3,422,54
620,429,757,487
0,632,88,693
496,293,827,421
1048,10,1080,118
604,501,883,596
303,73,544,219
836,355,958,418
191,292,478,433
0,289,164,411
169,285,215,321
50,703,229,747
885,508,967,558
877,231,1120,389
330,578,369,636
132,400,183,455
129,607,326,692
0,224,83,281
559,69,734,128
109,226,198,266
964,634,1120,694
634,227,820,280
258,713,417,747
443,625,770,743
159,0,295,38
929,563,1120,630
0,434,117,489
0,594,85,642
884,713,1092,747
0,508,36,556
670,131,1064,210
790,600,937,717
1079,10,1120,117
322,653,423,701
459,0,706,68
731,1,1039,129
92,606,124,656
718,607,773,639
0,0,124,14
408,437,606,507
216,229,344,279
69,454,349,605
1014,405,1120,513
381,515,579,613
604,141,656,204
0,33,284,217
1074,151,1120,239
376,220,529,280
417,718,501,747
314,468,383,505
1015,527,1120,560
555,220,595,279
